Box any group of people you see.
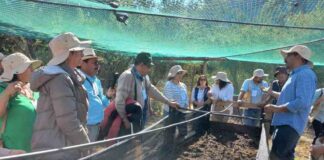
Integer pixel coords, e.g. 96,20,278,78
0,31,322,160
0,32,181,159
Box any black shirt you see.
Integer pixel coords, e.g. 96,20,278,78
272,80,285,104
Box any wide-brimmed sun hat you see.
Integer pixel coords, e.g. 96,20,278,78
82,48,104,61
211,72,230,82
48,32,91,66
0,52,42,82
167,65,187,78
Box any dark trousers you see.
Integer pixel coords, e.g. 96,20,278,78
193,104,210,135
163,108,187,141
312,119,324,143
169,108,187,137
270,125,300,160
162,107,187,155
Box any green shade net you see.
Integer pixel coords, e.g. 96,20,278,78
0,0,324,65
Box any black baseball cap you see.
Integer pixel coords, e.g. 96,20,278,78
274,66,288,77
134,52,154,67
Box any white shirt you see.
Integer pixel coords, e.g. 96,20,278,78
191,87,207,103
312,88,324,122
210,83,234,101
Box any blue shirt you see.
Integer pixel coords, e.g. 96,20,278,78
272,65,317,135
82,72,109,125
241,79,268,104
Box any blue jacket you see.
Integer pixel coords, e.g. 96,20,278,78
82,72,109,125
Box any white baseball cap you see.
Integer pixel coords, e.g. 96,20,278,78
281,45,313,66
253,69,268,78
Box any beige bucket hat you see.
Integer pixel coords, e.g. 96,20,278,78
253,69,268,78
82,48,104,61
167,65,187,78
0,52,42,82
280,45,313,66
212,72,230,82
48,32,91,66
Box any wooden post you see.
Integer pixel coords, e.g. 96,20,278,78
202,61,208,74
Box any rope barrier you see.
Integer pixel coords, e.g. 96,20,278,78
179,108,261,121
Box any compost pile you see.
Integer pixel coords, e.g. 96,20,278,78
174,125,259,160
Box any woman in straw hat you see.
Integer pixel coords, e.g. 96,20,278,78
0,52,42,153
208,72,234,122
163,65,189,139
30,32,90,160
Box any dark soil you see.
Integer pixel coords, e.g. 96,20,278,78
173,124,259,160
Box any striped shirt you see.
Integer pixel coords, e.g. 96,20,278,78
163,81,189,112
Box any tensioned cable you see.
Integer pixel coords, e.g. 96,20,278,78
180,108,261,121
25,0,324,31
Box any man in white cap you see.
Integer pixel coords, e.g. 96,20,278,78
30,32,91,159
79,48,109,142
265,45,317,160
237,69,269,126
0,52,6,75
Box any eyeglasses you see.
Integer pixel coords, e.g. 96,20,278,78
200,79,207,81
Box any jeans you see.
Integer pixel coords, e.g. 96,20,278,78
270,125,300,160
243,108,261,127
87,124,100,142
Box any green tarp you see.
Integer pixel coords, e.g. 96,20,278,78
0,0,324,65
